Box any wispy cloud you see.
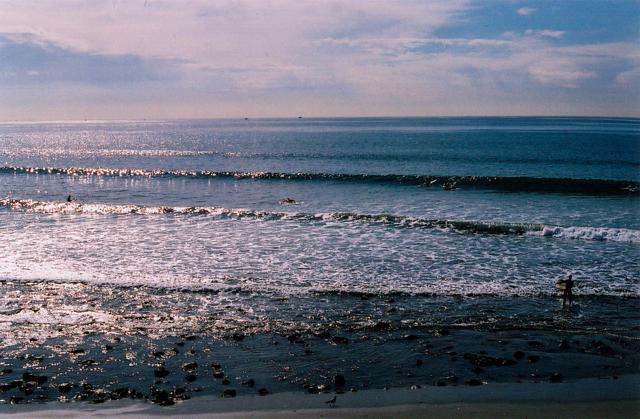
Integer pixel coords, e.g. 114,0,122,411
524,29,565,39
517,7,537,16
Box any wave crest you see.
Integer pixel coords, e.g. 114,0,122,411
2,198,638,243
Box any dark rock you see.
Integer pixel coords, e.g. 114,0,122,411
558,340,571,350
222,379,231,385
500,359,517,366
306,385,320,394
152,351,165,358
374,321,391,330
222,389,236,398
188,349,197,355
57,383,73,393
387,307,397,313
172,389,190,401
19,383,35,395
154,366,170,378
104,345,113,351
287,333,304,343
211,363,222,369
258,387,269,396
314,330,331,339
1,368,12,375
176,341,185,347
185,374,197,382
416,359,424,366
70,348,85,354
435,329,450,336
466,379,484,386
213,371,224,379
185,335,198,341
549,373,563,383
513,351,525,360
79,359,97,366
527,355,540,363
242,379,255,387
0,380,22,392
404,334,419,341
9,396,24,404
332,336,349,344
22,372,47,384
150,389,174,406
334,374,346,387
304,349,313,355
182,362,198,371
231,333,245,341
110,387,130,400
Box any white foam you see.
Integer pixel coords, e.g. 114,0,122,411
535,226,640,243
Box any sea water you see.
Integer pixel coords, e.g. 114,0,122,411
0,117,638,348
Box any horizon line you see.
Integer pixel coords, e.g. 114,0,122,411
1,114,639,124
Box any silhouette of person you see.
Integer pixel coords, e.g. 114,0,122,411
561,274,575,308
66,195,73,202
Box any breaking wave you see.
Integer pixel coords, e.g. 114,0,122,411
2,197,638,243
0,166,638,195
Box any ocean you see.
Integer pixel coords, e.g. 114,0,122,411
0,117,638,404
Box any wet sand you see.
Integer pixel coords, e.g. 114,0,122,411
1,326,639,406
1,375,638,418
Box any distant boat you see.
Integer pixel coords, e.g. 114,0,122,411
298,116,303,119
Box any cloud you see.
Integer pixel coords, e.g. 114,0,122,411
524,29,565,39
0,33,181,85
0,1,637,119
517,7,537,16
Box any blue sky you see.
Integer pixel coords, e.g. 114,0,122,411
0,0,638,120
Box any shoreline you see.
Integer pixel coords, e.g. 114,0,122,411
1,375,638,418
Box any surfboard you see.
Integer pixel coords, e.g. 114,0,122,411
555,280,566,290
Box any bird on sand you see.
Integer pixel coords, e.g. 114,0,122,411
325,395,336,407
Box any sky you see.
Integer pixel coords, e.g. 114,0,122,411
0,0,639,120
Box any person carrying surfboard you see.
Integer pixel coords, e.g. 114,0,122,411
556,274,575,308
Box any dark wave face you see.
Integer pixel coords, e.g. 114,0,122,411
1,166,638,195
